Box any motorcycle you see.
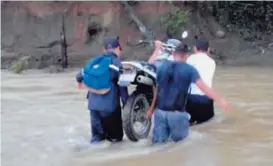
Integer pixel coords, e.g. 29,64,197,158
118,31,189,142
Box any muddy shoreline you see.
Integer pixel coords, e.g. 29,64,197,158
2,50,273,74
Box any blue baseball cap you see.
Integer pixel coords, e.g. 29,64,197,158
104,37,122,50
196,39,209,52
174,43,190,54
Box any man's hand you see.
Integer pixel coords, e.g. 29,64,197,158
219,97,230,113
196,79,230,113
77,82,84,89
146,108,154,119
155,40,163,50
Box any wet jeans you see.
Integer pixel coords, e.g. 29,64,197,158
152,108,190,143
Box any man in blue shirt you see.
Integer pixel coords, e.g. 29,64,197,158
76,38,128,143
146,44,230,143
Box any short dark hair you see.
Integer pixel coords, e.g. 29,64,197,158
174,44,189,56
196,39,209,52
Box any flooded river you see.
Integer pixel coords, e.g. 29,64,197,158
1,67,273,166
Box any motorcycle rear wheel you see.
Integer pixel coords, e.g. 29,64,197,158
122,91,152,142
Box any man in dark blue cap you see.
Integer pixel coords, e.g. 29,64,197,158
76,37,128,143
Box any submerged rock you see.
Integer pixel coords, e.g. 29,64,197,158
46,65,65,73
215,30,226,38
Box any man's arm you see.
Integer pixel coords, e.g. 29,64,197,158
76,70,84,89
195,79,230,112
148,49,160,63
119,86,129,105
146,85,157,118
148,40,162,63
188,65,230,112
111,59,129,105
145,63,166,118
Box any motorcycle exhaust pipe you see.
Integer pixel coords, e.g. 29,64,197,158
136,75,153,85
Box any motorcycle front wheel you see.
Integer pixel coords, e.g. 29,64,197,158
122,91,152,142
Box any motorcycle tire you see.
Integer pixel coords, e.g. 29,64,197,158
122,91,152,142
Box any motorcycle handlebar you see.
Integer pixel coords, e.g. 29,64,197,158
127,39,176,51
127,39,151,47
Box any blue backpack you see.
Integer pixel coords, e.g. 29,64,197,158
82,55,112,95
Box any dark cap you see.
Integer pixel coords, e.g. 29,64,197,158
196,39,209,52
104,37,122,50
174,44,190,55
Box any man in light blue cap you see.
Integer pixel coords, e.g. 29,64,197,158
148,38,182,67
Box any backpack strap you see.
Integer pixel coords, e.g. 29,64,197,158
104,54,120,72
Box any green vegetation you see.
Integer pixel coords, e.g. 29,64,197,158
214,1,273,38
159,2,272,40
11,56,30,74
160,6,190,37
183,1,273,39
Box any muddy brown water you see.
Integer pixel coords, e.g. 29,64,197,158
1,67,273,166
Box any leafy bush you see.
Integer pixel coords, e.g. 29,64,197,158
215,1,273,37
160,7,190,36
11,56,30,74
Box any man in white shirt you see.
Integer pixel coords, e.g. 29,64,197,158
186,40,216,125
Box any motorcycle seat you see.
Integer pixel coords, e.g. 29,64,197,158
139,61,157,72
